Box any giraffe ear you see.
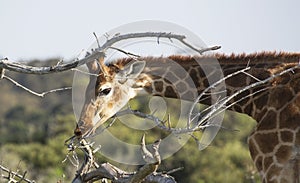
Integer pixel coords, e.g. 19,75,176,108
117,61,146,84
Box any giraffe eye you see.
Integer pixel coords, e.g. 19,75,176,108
98,88,112,96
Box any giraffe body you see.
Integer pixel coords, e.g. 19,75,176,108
77,52,300,183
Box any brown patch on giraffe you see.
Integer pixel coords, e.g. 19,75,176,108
264,156,274,171
233,105,243,113
144,85,153,94
256,110,277,130
189,68,200,85
165,86,178,99
250,69,272,82
269,87,294,109
254,132,279,154
202,78,209,88
280,131,294,143
235,90,250,106
225,72,247,87
275,145,292,164
254,92,269,111
154,81,164,93
279,104,300,129
244,102,254,115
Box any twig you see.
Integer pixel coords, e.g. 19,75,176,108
93,32,101,49
71,68,99,76
0,164,34,183
3,75,71,97
69,137,175,183
129,135,161,183
187,66,251,128
108,46,141,58
165,167,184,174
194,64,300,128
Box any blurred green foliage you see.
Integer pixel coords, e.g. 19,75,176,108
0,59,260,182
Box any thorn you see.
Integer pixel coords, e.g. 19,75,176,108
93,32,101,49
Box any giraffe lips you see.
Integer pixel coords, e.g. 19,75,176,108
74,120,91,137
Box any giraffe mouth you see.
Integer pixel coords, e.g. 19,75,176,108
75,119,92,137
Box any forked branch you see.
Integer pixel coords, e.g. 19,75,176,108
0,32,220,75
69,136,176,183
0,164,34,183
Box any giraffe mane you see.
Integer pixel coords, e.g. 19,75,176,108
109,51,300,68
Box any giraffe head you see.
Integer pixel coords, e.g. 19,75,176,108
75,57,146,137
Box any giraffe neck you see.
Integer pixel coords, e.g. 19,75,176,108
111,51,300,182
113,52,300,120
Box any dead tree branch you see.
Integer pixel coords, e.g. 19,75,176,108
0,32,220,75
2,75,71,97
69,136,176,183
0,164,35,183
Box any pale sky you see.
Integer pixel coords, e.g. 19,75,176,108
1,0,299,61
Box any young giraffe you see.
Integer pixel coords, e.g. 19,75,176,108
76,52,300,183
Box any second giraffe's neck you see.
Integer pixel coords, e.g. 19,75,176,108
112,52,300,120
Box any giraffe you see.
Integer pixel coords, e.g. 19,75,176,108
75,52,300,183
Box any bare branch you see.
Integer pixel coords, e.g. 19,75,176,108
99,32,220,55
195,64,300,129
187,66,251,128
2,75,71,97
0,51,105,74
67,137,175,183
0,32,220,76
0,164,35,183
129,135,161,183
165,167,184,175
108,46,141,58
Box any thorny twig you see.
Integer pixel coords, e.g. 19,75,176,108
0,164,34,183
